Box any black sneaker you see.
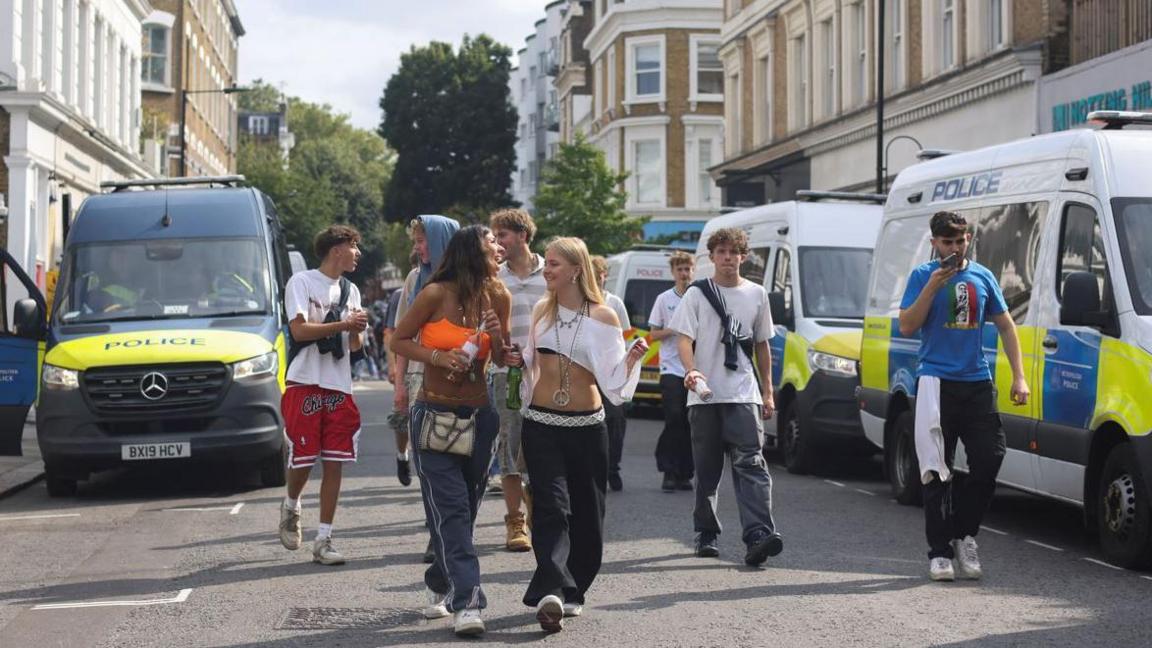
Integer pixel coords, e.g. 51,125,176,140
608,473,623,492
661,473,677,493
422,538,436,564
695,532,720,558
744,530,784,566
397,457,412,487
676,479,694,491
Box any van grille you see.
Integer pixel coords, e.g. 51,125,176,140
83,364,229,413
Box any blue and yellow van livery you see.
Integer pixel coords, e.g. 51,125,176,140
29,177,294,496
858,112,1152,568
695,193,884,474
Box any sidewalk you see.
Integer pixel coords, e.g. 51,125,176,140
0,411,43,499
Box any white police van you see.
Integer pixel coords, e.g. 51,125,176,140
695,192,883,473
858,111,1152,567
605,248,678,404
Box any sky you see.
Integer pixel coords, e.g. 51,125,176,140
234,0,548,131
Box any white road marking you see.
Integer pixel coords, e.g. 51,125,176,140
824,480,846,488
163,506,235,512
854,488,877,497
0,513,81,522
1083,558,1124,571
1024,539,1064,552
979,525,1009,536
32,588,192,610
229,503,244,515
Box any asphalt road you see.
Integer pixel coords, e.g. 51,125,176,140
1,381,1150,647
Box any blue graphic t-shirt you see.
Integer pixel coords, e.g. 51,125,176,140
899,260,1007,381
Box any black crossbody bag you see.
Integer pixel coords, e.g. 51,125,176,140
287,277,351,368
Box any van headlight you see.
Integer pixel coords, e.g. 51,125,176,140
808,350,857,378
233,352,278,380
43,364,80,391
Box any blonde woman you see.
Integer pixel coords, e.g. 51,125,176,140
507,237,647,633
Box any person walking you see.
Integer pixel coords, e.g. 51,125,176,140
898,211,1029,582
648,251,696,492
670,227,783,567
590,255,631,492
278,225,369,566
512,237,647,633
391,225,510,637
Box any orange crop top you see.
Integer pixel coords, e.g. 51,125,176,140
420,319,492,359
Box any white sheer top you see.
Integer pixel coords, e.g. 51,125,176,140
519,303,642,413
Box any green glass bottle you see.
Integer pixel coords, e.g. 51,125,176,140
506,366,523,410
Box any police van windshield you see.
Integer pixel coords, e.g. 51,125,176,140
623,279,675,330
1114,198,1152,316
798,247,872,319
55,238,271,324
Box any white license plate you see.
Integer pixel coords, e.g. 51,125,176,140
641,369,660,382
121,442,191,461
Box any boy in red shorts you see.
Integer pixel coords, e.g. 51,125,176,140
279,225,369,565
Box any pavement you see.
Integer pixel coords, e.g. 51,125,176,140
0,410,42,499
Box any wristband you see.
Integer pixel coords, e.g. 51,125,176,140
430,350,441,368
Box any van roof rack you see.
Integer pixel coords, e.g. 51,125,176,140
1088,110,1152,130
796,190,886,204
916,149,959,161
100,175,248,192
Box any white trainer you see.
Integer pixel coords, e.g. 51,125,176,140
279,501,301,550
311,536,345,565
929,556,955,581
422,588,450,619
536,595,564,633
562,602,583,617
453,608,485,636
953,536,983,580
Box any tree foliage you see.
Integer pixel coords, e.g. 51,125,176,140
379,35,518,223
533,134,648,255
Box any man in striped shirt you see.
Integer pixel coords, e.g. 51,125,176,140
490,208,549,552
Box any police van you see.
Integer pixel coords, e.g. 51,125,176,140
694,193,883,473
27,176,294,496
858,111,1152,567
605,248,677,404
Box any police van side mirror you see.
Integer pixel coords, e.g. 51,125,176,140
769,292,793,330
1060,271,1112,330
13,298,45,340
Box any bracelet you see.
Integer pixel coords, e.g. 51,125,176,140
430,350,441,368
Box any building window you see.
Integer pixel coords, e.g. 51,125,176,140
942,0,955,70
691,37,724,101
820,18,836,118
595,58,604,115
607,46,617,110
754,52,772,145
988,0,1005,50
627,36,665,102
698,138,715,207
633,139,661,204
790,34,808,130
852,2,867,106
726,71,742,156
249,115,269,135
887,0,905,91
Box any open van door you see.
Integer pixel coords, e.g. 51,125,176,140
0,247,47,456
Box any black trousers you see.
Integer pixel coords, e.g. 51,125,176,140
521,415,608,606
922,379,1006,559
654,374,693,479
604,398,626,477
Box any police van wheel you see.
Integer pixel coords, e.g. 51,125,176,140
1097,444,1152,569
888,412,922,506
260,444,288,488
781,404,814,475
45,473,78,498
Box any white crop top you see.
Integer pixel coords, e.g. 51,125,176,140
519,303,642,413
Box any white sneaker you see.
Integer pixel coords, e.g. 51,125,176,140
311,536,345,565
422,588,450,619
562,602,583,617
929,556,955,581
953,536,983,580
536,595,564,633
453,608,485,636
279,502,301,550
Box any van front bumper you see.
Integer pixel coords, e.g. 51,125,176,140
36,375,283,478
795,372,878,455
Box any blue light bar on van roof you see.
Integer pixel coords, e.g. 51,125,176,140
1088,111,1152,129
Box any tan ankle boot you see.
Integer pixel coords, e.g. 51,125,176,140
505,512,531,552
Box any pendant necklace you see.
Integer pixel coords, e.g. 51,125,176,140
552,301,587,407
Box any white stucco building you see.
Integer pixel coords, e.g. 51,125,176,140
510,0,564,212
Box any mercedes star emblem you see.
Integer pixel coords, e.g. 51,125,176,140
140,372,169,401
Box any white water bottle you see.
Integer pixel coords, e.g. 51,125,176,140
693,377,714,402
460,330,481,362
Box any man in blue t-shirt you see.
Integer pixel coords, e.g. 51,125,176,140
899,211,1030,583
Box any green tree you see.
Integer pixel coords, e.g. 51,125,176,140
533,134,648,255
236,78,283,112
379,35,518,223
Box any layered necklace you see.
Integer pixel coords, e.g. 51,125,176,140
552,301,588,407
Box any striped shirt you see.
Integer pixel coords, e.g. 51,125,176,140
492,254,548,374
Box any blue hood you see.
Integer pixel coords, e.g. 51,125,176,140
411,214,460,303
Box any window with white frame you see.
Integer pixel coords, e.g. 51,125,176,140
607,46,617,110
698,138,715,206
627,37,664,102
820,18,836,118
941,0,955,70
988,0,1005,50
691,37,724,101
595,58,604,115
632,139,662,204
755,52,772,145
887,0,905,91
851,2,867,106
728,71,742,154
790,34,808,130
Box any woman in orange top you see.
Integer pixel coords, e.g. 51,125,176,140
391,224,511,637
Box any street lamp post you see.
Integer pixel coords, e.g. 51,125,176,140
178,85,249,177
875,0,886,194
882,134,923,193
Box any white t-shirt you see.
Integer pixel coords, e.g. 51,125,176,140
605,291,630,330
669,279,774,407
285,269,362,395
648,286,687,377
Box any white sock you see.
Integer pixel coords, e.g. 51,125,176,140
284,496,301,511
398,450,409,461
316,523,333,540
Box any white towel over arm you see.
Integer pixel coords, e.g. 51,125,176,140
915,375,951,485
